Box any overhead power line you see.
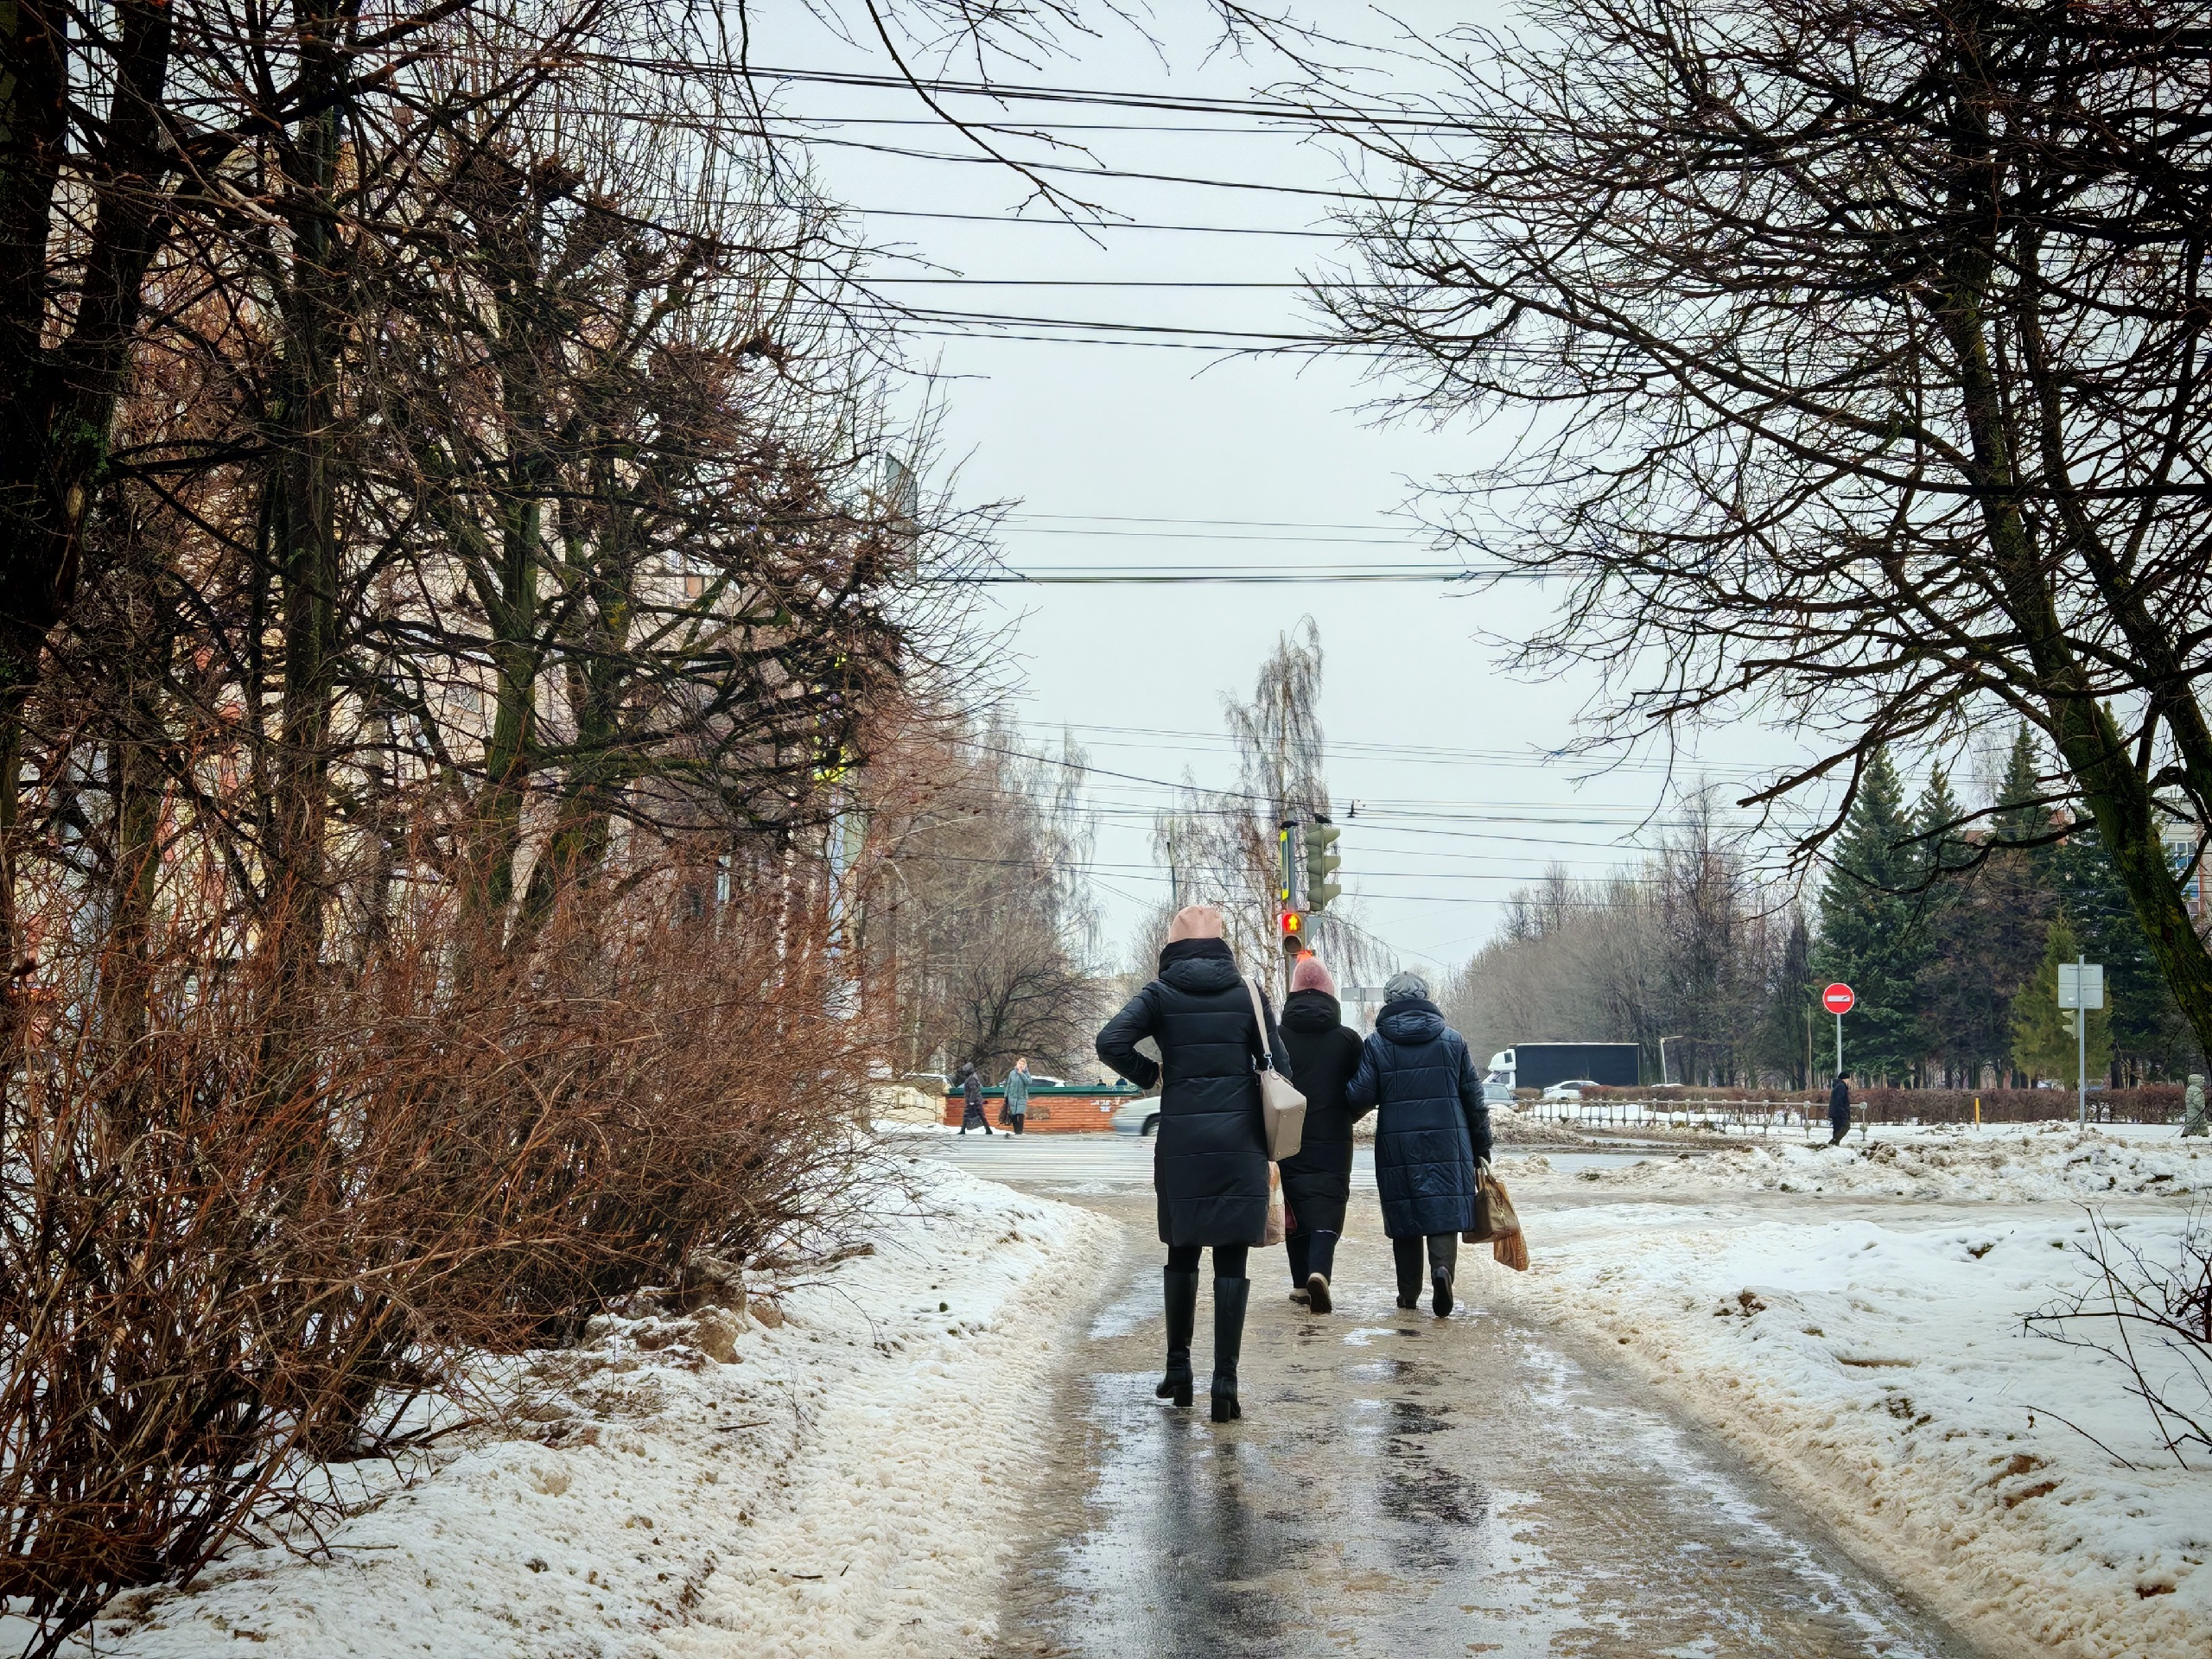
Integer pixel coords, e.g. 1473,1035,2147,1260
650,60,1446,128
969,563,1522,584
849,207,1348,237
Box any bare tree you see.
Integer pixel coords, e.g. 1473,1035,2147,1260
1316,0,2212,1052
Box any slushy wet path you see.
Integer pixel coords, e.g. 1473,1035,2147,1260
923,1133,1982,1659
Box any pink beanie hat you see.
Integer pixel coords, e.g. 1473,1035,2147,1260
1288,954,1336,996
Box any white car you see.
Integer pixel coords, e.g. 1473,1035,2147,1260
1540,1079,1603,1103
1111,1097,1161,1136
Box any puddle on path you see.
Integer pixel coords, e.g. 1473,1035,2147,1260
993,1203,1980,1659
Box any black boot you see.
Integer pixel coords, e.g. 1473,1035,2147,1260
1156,1268,1198,1408
1286,1233,1311,1303
1429,1232,1459,1317
1306,1230,1338,1313
1393,1236,1424,1310
1210,1275,1250,1423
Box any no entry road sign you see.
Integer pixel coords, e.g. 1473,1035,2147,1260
1822,982,1856,1015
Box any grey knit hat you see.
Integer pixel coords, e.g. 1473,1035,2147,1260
1382,970,1430,1005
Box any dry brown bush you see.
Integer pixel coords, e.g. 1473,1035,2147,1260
0,884,878,1656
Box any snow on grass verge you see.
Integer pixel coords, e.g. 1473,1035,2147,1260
73,1160,1117,1659
1476,1195,2211,1659
1506,1123,2212,1203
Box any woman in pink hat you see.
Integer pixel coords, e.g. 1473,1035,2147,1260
1275,954,1366,1312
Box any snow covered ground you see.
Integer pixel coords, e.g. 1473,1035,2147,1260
1509,1122,2212,1203
70,1159,1116,1659
1481,1133,2212,1659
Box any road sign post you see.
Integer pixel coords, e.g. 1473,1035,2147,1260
1821,982,1855,1079
2057,959,2105,1128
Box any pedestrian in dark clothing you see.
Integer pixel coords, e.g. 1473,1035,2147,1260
1347,971,1491,1318
957,1063,993,1135
1277,954,1366,1314
1003,1058,1032,1134
1096,905,1289,1423
1827,1074,1851,1146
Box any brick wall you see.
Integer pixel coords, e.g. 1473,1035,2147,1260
940,1087,1135,1132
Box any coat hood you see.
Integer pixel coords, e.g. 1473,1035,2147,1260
1376,997,1446,1045
1158,935,1243,995
1281,988,1343,1033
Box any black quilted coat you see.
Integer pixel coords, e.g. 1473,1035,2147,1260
1095,937,1288,1248
1346,997,1492,1239
1276,988,1367,1238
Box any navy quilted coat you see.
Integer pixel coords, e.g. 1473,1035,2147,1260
1346,998,1493,1239
1095,937,1287,1248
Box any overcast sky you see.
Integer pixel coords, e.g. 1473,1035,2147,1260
749,3,1825,975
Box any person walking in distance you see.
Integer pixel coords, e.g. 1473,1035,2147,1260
1003,1058,1032,1135
957,1062,993,1135
1827,1072,1852,1147
1347,972,1491,1318
1276,954,1366,1314
1096,905,1288,1423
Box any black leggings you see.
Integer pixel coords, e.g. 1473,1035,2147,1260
1166,1243,1249,1277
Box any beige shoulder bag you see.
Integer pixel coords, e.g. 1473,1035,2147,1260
1243,977,1307,1160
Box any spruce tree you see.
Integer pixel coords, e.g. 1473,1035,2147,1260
2050,824,2195,1081
1979,724,2058,1084
2009,912,2112,1085
1758,907,1815,1088
1910,767,1977,1084
1815,747,1922,1081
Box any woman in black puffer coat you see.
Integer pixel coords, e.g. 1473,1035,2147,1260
1346,971,1492,1318
1096,906,1289,1424
1276,954,1366,1314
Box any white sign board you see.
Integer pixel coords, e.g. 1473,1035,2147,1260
2057,963,2105,1010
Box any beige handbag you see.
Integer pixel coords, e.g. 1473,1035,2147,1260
1243,977,1307,1160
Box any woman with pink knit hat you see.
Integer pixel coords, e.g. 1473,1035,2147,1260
1275,953,1367,1312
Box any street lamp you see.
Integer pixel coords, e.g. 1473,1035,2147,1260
1658,1034,1690,1087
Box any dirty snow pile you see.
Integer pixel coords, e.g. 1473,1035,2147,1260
1480,1197,2212,1659
78,1160,1117,1659
1510,1125,2212,1202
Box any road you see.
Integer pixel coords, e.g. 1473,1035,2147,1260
924,1132,1982,1659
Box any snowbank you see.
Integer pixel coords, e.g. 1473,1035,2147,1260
79,1160,1116,1659
1506,1124,2212,1203
1478,1196,2212,1659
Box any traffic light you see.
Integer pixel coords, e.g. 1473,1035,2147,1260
1279,909,1304,957
1301,820,1343,911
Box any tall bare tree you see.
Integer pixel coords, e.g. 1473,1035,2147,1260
1318,0,2212,1052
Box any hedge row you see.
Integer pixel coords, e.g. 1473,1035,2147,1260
1575,1084,2185,1123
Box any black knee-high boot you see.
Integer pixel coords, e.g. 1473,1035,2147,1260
1285,1232,1310,1294
1305,1230,1338,1313
1211,1274,1250,1423
1392,1236,1424,1309
1157,1268,1198,1408
1428,1231,1459,1317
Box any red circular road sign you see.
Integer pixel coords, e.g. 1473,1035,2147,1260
1822,982,1856,1014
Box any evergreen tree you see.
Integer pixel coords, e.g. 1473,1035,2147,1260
1815,747,1923,1081
2009,912,2112,1084
1992,722,2050,846
1974,724,2059,1084
2050,824,2197,1081
1910,766,1980,1084
1758,907,1815,1088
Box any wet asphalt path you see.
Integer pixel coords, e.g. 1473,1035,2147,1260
923,1133,1982,1659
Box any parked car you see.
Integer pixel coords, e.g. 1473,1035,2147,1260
1111,1097,1161,1136
1540,1079,1603,1103
1026,1074,1068,1089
